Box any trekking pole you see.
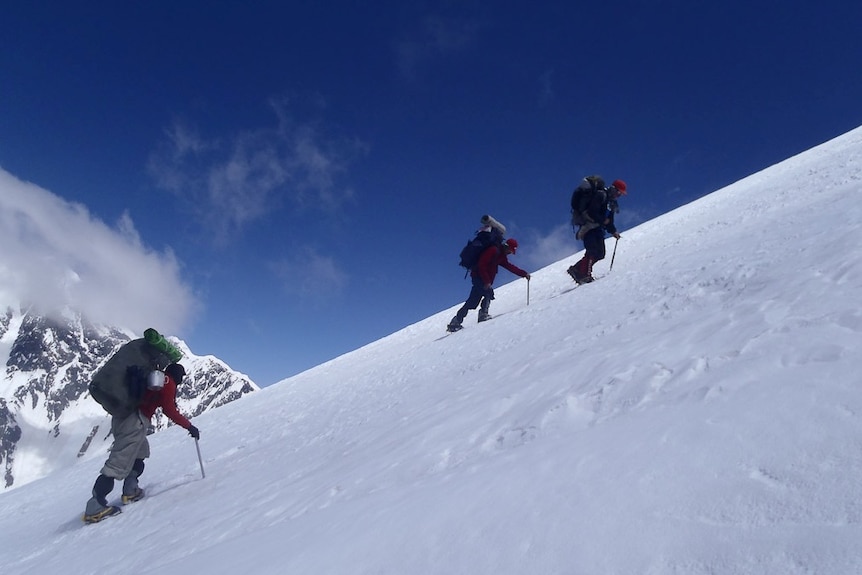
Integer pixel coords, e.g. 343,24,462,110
526,277,531,306
194,438,206,479
609,237,619,272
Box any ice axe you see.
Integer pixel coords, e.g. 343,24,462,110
194,438,206,479
609,237,620,272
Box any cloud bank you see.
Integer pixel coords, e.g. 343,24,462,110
0,168,196,334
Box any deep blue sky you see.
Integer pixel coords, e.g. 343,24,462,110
2,1,860,386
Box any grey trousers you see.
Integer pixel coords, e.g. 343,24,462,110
101,410,150,480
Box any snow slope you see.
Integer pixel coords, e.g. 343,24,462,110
0,126,861,574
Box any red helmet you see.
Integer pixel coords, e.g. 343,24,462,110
505,238,518,253
611,179,627,194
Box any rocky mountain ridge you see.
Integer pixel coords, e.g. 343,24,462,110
0,304,258,490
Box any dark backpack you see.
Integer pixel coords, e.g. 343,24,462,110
570,175,605,225
459,225,504,271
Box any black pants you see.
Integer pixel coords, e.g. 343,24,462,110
582,228,607,262
452,277,493,324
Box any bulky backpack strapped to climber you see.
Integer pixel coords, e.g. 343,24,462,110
88,328,184,418
570,175,606,226
458,214,507,272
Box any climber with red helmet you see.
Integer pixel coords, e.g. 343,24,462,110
568,176,627,284
447,237,531,332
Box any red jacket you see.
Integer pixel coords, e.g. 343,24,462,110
139,374,192,430
472,245,528,287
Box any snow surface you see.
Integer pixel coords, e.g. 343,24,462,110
1,127,861,574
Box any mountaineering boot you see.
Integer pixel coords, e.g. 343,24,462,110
122,487,145,504
84,473,121,522
83,504,122,523
477,299,491,322
567,265,592,284
447,305,469,332
121,459,145,504
568,258,594,284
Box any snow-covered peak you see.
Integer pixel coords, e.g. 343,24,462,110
0,309,257,490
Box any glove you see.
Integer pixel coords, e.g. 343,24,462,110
187,425,200,440
525,273,531,281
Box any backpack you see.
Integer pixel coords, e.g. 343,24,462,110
570,175,605,225
88,330,182,418
458,215,506,271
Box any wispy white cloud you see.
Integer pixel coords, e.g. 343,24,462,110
0,168,197,333
520,223,580,272
147,98,364,244
395,14,479,79
269,246,348,302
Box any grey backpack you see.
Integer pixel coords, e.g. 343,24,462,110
88,333,179,418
